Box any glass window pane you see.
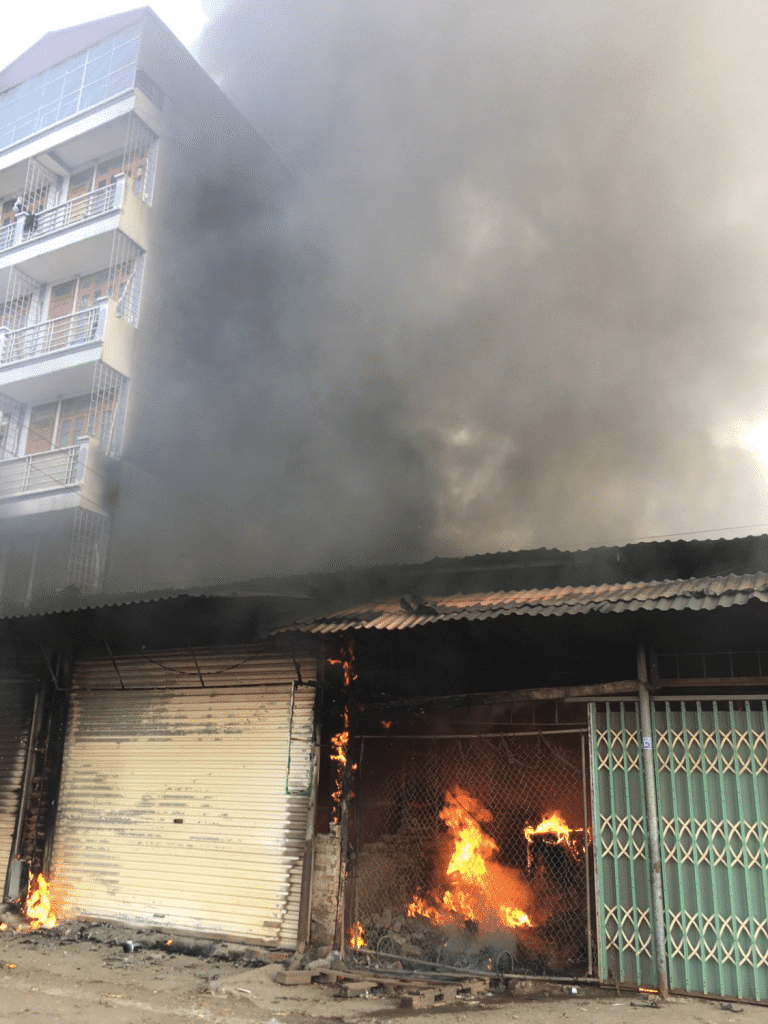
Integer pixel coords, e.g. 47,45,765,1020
57,420,71,447
88,38,111,62
80,83,106,109
73,417,85,440
83,53,110,85
104,68,133,97
38,104,58,129
63,70,83,93
42,78,64,101
111,39,139,71
59,93,79,119
15,113,37,137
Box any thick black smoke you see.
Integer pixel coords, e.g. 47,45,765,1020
115,1,768,587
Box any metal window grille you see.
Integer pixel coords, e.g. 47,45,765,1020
0,393,26,460
0,266,43,333
67,508,110,594
18,158,62,233
108,231,145,326
88,361,127,457
122,113,159,205
350,729,592,978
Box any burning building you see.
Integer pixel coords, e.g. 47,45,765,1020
274,543,768,1005
0,516,764,1009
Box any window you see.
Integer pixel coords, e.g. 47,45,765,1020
0,24,142,152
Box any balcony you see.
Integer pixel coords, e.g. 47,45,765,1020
0,439,106,519
1,180,123,253
0,297,133,406
0,174,147,284
1,302,106,366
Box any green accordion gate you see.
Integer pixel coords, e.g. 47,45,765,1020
654,700,768,1002
589,702,657,988
590,699,768,1002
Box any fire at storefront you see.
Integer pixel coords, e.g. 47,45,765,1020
280,554,768,1006
0,537,765,1004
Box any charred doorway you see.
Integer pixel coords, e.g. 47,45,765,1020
349,725,593,978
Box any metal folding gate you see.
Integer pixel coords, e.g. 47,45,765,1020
590,699,768,1003
589,702,656,988
654,700,768,1002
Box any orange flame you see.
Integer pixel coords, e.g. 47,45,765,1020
0,923,7,931
523,812,572,845
331,730,348,766
501,906,532,928
407,788,532,932
24,873,57,930
524,811,583,874
349,921,365,948
329,640,356,824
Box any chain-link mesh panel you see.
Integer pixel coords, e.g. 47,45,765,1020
352,731,592,977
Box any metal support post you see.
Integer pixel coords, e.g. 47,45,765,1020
637,643,669,999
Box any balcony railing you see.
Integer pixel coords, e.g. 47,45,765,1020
0,441,88,500
0,300,108,366
0,178,124,254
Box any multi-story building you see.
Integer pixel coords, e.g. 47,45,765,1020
0,8,274,608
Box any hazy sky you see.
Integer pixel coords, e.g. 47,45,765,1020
6,2,768,584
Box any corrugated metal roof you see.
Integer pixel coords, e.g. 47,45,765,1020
0,586,313,621
4,532,768,621
276,572,768,633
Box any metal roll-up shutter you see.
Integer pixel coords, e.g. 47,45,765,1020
0,664,37,893
49,647,316,946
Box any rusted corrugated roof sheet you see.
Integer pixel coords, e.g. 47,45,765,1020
277,572,768,633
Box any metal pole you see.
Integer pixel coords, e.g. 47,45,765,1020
580,733,593,976
637,643,668,999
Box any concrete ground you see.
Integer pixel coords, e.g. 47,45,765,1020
0,923,762,1024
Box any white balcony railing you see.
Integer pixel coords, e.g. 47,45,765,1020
0,300,108,366
0,178,124,253
0,441,88,500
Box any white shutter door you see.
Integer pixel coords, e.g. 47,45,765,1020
0,666,36,893
49,648,315,946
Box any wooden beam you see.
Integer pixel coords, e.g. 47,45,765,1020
656,676,768,690
359,679,639,715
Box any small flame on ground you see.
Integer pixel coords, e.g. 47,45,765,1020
0,923,7,932
166,938,173,946
24,873,57,930
349,921,365,949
